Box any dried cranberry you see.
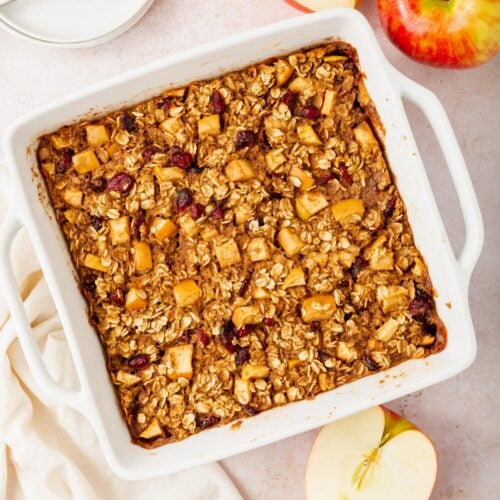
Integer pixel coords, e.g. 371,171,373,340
310,322,322,332
120,112,137,132
128,353,150,370
189,203,205,219
350,257,368,280
89,177,107,192
210,207,224,219
300,105,321,120
158,97,174,113
263,317,274,327
83,273,97,291
317,173,335,185
235,346,250,366
170,147,193,169
239,278,250,297
244,405,260,416
196,329,210,347
384,195,397,219
364,355,380,371
180,329,194,343
132,210,145,240
258,128,271,150
196,414,220,430
236,324,255,338
408,288,433,316
110,289,124,306
90,215,103,231
107,172,135,195
408,299,428,316
220,321,236,353
143,146,159,162
423,321,437,336
57,150,73,174
174,188,193,212
415,287,433,304
318,351,334,371
235,130,256,150
282,91,298,108
210,90,226,114
187,164,204,175
339,164,353,186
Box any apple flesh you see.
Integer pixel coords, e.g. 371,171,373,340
378,0,500,68
305,406,437,500
284,0,357,13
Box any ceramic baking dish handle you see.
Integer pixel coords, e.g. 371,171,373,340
391,69,484,287
0,209,83,411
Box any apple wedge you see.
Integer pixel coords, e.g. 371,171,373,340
284,0,357,13
305,406,437,500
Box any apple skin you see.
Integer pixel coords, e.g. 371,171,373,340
283,0,357,13
378,0,500,68
381,406,417,442
284,0,313,12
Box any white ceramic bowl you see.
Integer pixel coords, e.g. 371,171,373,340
0,9,483,480
0,0,154,48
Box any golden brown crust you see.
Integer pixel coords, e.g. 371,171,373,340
37,42,446,448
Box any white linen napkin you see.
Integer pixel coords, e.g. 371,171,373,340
0,167,242,500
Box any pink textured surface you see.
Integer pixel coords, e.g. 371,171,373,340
0,1,498,498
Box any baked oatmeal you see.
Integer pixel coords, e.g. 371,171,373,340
36,42,446,448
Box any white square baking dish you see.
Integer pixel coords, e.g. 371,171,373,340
0,9,483,479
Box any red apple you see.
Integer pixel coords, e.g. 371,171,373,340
378,0,500,68
284,0,357,13
305,406,437,499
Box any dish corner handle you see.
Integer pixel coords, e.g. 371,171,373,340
0,209,84,411
390,69,484,288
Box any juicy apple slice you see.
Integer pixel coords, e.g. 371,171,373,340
305,406,437,500
247,237,270,262
289,166,315,192
274,59,294,86
72,149,100,174
133,241,153,273
241,364,270,380
284,0,357,13
150,217,177,241
301,295,336,322
198,114,221,137
265,149,287,171
166,344,194,380
85,124,110,147
277,227,304,257
125,288,148,310
139,418,163,439
234,377,252,405
173,279,201,307
296,190,329,220
232,305,262,329
225,159,256,182
282,266,306,289
214,238,241,268
109,216,131,245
